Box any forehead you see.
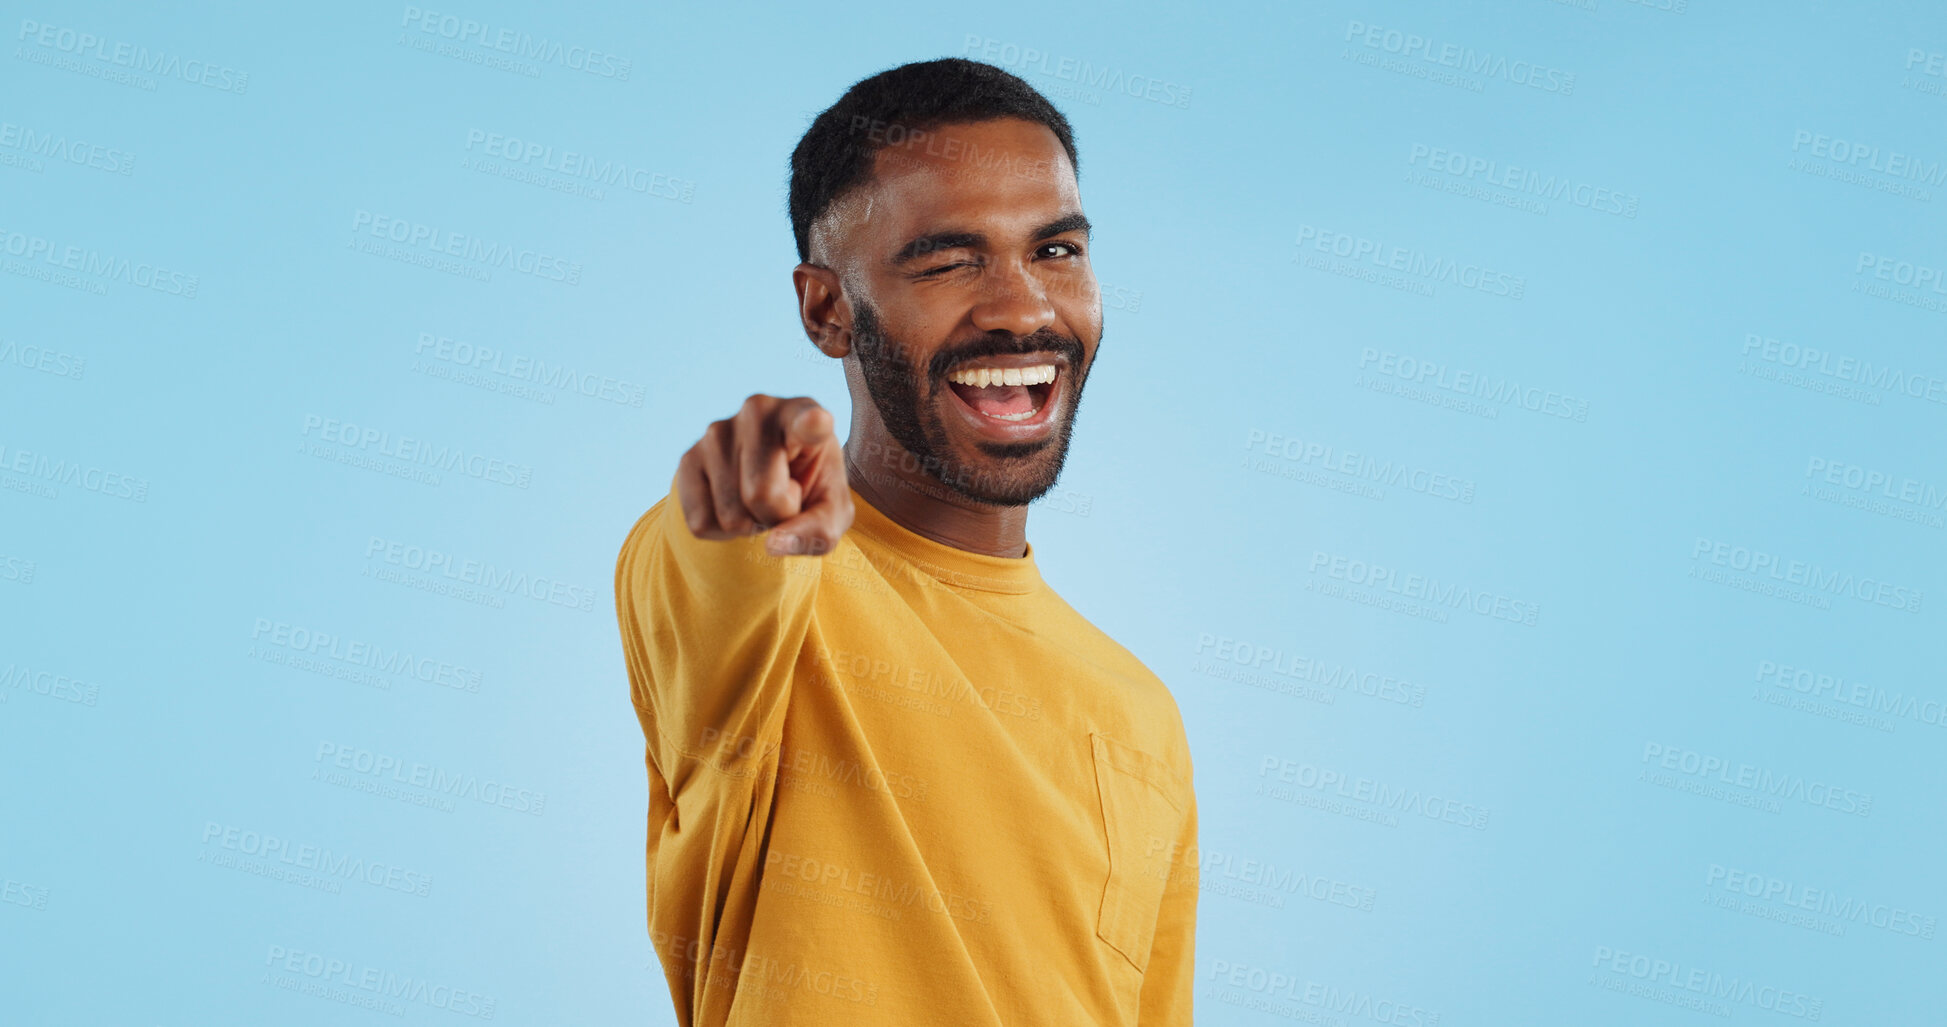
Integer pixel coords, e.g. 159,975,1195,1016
849,118,1080,248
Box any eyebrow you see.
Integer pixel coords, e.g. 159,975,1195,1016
888,213,1093,266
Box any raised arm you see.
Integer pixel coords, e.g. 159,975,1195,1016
615,395,855,790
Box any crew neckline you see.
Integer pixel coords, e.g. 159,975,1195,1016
845,485,1044,595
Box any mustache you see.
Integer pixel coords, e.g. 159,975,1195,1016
925,329,1085,382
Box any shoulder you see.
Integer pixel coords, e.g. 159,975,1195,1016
614,477,830,616
1040,586,1195,787
614,495,672,591
617,470,683,564
620,496,669,550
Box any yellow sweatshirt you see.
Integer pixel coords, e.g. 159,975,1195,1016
615,472,1199,1026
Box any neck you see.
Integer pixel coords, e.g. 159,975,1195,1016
843,440,1030,559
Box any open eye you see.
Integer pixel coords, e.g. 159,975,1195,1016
1038,241,1083,260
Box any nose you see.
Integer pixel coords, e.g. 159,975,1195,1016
967,258,1056,339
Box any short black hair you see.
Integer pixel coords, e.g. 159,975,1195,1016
788,58,1080,264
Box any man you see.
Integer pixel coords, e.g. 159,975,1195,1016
615,58,1197,1026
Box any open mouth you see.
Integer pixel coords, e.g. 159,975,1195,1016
943,362,1059,424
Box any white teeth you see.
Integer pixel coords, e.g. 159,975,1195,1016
947,364,1056,387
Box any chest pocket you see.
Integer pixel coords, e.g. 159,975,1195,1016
1089,731,1185,973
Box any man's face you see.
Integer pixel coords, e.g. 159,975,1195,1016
821,118,1100,506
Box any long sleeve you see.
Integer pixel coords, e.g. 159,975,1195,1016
615,470,823,793
615,471,827,1025
1138,788,1199,1025
615,466,1198,1026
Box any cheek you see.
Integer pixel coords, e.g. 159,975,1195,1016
885,321,952,378
1049,284,1100,334
901,307,959,347
1074,343,1102,386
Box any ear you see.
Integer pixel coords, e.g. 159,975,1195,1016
793,263,851,359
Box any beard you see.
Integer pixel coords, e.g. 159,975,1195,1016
849,299,1091,507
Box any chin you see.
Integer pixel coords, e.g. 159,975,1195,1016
925,438,1067,507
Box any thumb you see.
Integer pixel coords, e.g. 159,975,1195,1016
784,403,834,453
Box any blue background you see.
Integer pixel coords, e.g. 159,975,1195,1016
4,1,1943,1023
